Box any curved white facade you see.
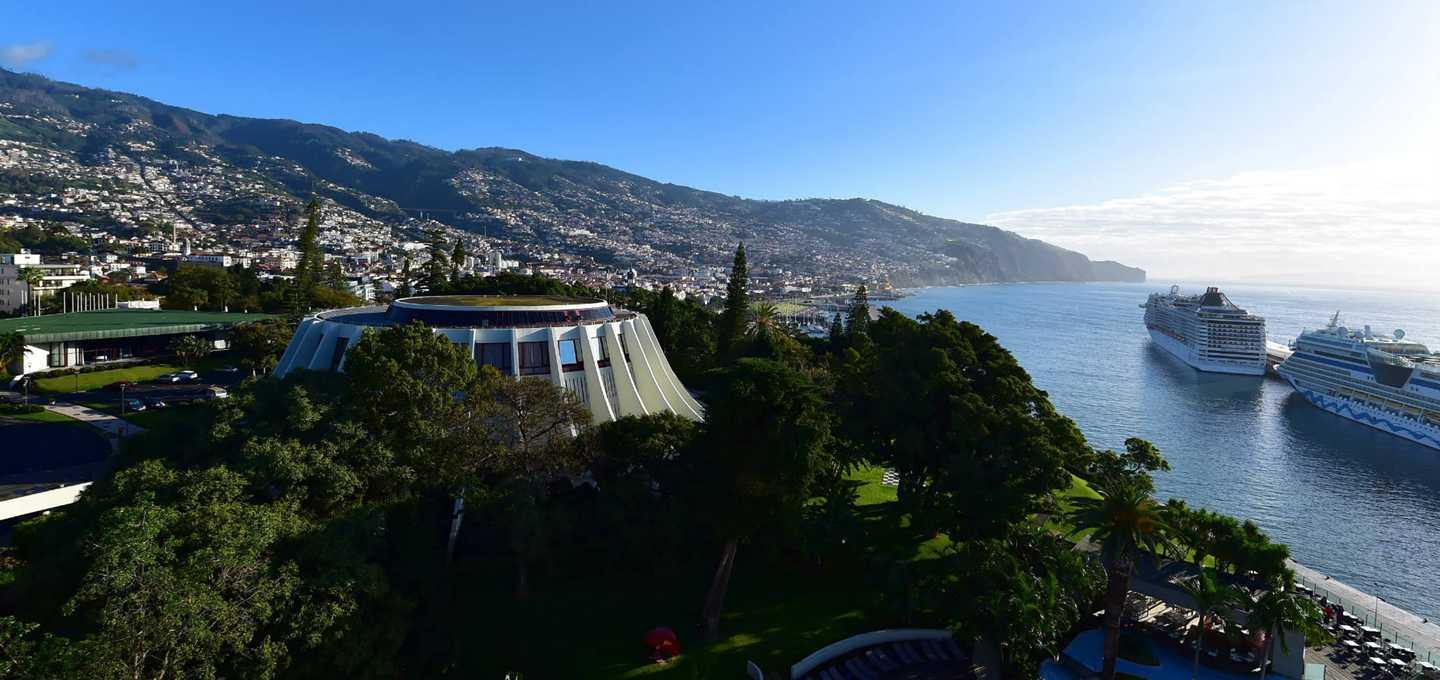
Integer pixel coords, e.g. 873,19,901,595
273,297,703,423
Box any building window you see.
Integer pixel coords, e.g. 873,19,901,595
594,335,611,368
329,337,350,371
475,342,513,374
47,343,65,368
558,339,582,372
518,341,550,375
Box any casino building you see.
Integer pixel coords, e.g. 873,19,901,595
272,295,703,423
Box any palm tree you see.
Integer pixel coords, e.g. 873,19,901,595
19,267,43,316
1067,476,1170,680
0,332,24,376
1177,569,1243,680
1247,588,1331,680
747,301,781,338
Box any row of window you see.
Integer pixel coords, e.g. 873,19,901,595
474,336,628,375
385,305,616,328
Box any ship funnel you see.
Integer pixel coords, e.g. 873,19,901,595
1365,324,1373,338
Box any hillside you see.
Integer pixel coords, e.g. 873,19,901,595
0,68,1143,285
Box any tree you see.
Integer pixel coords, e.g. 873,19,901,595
1066,475,1170,680
424,234,450,293
168,335,211,367
695,358,832,641
846,284,870,337
163,265,238,312
0,331,25,375
398,257,413,298
450,240,465,285
324,261,346,291
838,309,1087,532
295,199,323,293
1246,588,1331,680
483,378,592,597
827,312,845,351
715,243,748,360
63,462,308,679
230,319,293,376
19,267,43,315
932,525,1103,677
1177,569,1243,680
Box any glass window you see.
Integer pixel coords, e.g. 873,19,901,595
594,335,611,366
558,339,582,371
475,342,513,374
329,337,350,371
519,341,550,375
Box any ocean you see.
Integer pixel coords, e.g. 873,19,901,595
889,282,1440,621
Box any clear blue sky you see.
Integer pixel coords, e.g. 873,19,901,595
4,1,1438,285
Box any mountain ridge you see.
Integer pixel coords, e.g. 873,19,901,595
0,68,1144,286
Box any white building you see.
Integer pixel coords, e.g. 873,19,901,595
273,295,702,423
0,252,91,313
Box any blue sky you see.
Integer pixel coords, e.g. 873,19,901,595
3,1,1438,286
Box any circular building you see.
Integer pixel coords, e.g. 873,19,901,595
272,295,703,423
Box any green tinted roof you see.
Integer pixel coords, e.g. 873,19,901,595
401,295,600,307
0,309,276,343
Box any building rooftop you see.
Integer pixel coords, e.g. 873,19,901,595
399,295,605,308
0,309,276,343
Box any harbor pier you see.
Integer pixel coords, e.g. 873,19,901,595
1290,560,1440,664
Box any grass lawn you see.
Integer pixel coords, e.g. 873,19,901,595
35,364,182,393
450,506,930,680
0,408,83,425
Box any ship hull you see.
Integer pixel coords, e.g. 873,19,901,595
1148,328,1267,376
1283,377,1440,450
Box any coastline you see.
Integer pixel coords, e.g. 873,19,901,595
1291,559,1440,662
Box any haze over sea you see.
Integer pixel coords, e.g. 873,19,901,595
891,282,1440,621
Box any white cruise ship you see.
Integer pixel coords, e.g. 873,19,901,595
1141,286,1267,375
1276,314,1440,450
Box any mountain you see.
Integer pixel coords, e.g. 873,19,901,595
0,68,1144,285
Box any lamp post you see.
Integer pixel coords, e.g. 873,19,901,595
120,382,126,419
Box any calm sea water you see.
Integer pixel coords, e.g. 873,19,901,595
890,282,1440,621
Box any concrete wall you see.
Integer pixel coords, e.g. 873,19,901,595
273,312,701,423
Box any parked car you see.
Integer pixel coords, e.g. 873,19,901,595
122,398,146,412
154,373,179,384
177,370,200,384
143,396,168,409
203,386,229,400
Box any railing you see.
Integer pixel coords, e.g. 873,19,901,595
1294,572,1439,664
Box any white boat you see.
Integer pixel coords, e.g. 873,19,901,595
1276,313,1440,450
1141,286,1267,375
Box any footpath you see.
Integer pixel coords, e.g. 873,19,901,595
1291,560,1440,664
44,402,146,439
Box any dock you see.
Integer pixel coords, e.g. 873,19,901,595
1291,560,1440,664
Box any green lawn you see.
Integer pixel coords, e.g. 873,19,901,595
0,408,82,425
449,503,935,680
35,364,183,393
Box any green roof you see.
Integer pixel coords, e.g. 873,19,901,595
0,309,277,343
401,295,601,307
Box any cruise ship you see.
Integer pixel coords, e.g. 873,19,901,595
1141,286,1267,375
1276,314,1440,450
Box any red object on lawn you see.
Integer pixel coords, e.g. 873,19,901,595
644,627,681,658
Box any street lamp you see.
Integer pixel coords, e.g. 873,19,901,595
120,382,126,419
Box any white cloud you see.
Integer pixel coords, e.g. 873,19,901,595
0,41,52,69
986,158,1440,290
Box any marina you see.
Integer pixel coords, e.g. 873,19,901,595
892,282,1440,625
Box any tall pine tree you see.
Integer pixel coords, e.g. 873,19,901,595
424,233,450,293
716,243,749,359
450,239,466,285
399,256,413,297
295,199,323,294
846,284,871,337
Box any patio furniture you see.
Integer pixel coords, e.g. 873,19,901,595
1365,641,1384,651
